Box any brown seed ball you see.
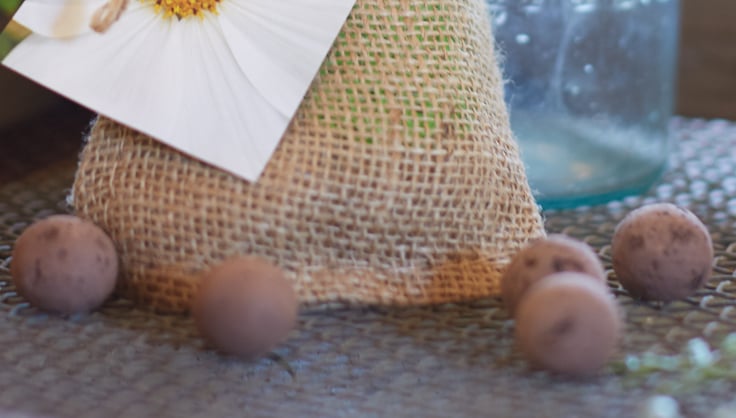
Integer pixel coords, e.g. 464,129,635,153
515,272,623,377
611,203,713,301
10,215,119,314
501,234,606,316
192,256,298,359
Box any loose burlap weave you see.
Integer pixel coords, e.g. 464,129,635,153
71,0,544,313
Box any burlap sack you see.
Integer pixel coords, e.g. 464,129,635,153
71,0,545,313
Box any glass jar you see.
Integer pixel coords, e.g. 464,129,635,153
486,0,680,209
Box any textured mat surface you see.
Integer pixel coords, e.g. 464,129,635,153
3,116,736,417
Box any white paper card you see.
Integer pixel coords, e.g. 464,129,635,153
1,0,356,182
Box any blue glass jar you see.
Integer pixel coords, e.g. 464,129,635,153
486,0,680,209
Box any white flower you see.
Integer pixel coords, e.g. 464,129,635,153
3,0,355,181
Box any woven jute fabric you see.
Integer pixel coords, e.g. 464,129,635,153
71,0,544,313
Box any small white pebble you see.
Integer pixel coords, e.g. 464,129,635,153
625,354,641,371
639,395,682,418
687,338,715,367
721,333,736,356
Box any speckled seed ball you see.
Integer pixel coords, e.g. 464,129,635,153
611,203,713,301
193,256,298,359
11,215,119,314
501,234,607,316
515,272,623,377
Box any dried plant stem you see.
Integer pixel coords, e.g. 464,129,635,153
90,0,130,33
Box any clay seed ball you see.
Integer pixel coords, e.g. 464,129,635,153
11,215,119,314
515,272,623,377
193,256,298,359
501,234,607,316
611,203,713,302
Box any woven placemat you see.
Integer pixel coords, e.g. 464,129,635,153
2,117,736,418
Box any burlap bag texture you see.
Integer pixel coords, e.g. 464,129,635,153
71,0,545,313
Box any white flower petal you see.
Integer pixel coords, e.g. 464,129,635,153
12,0,109,38
4,7,288,181
160,16,290,180
218,0,355,117
3,7,177,111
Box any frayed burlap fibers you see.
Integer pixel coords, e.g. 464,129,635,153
71,0,545,313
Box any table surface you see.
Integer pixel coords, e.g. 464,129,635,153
2,105,736,418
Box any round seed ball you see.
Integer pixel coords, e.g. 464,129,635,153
611,203,713,301
11,215,118,314
193,256,298,359
515,272,623,376
501,234,606,316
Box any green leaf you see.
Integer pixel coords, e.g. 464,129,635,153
0,0,22,14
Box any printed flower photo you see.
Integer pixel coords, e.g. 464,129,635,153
1,0,355,182
0,0,26,60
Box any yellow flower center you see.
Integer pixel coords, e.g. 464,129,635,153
146,0,223,20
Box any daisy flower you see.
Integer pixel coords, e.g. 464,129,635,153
2,0,355,181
